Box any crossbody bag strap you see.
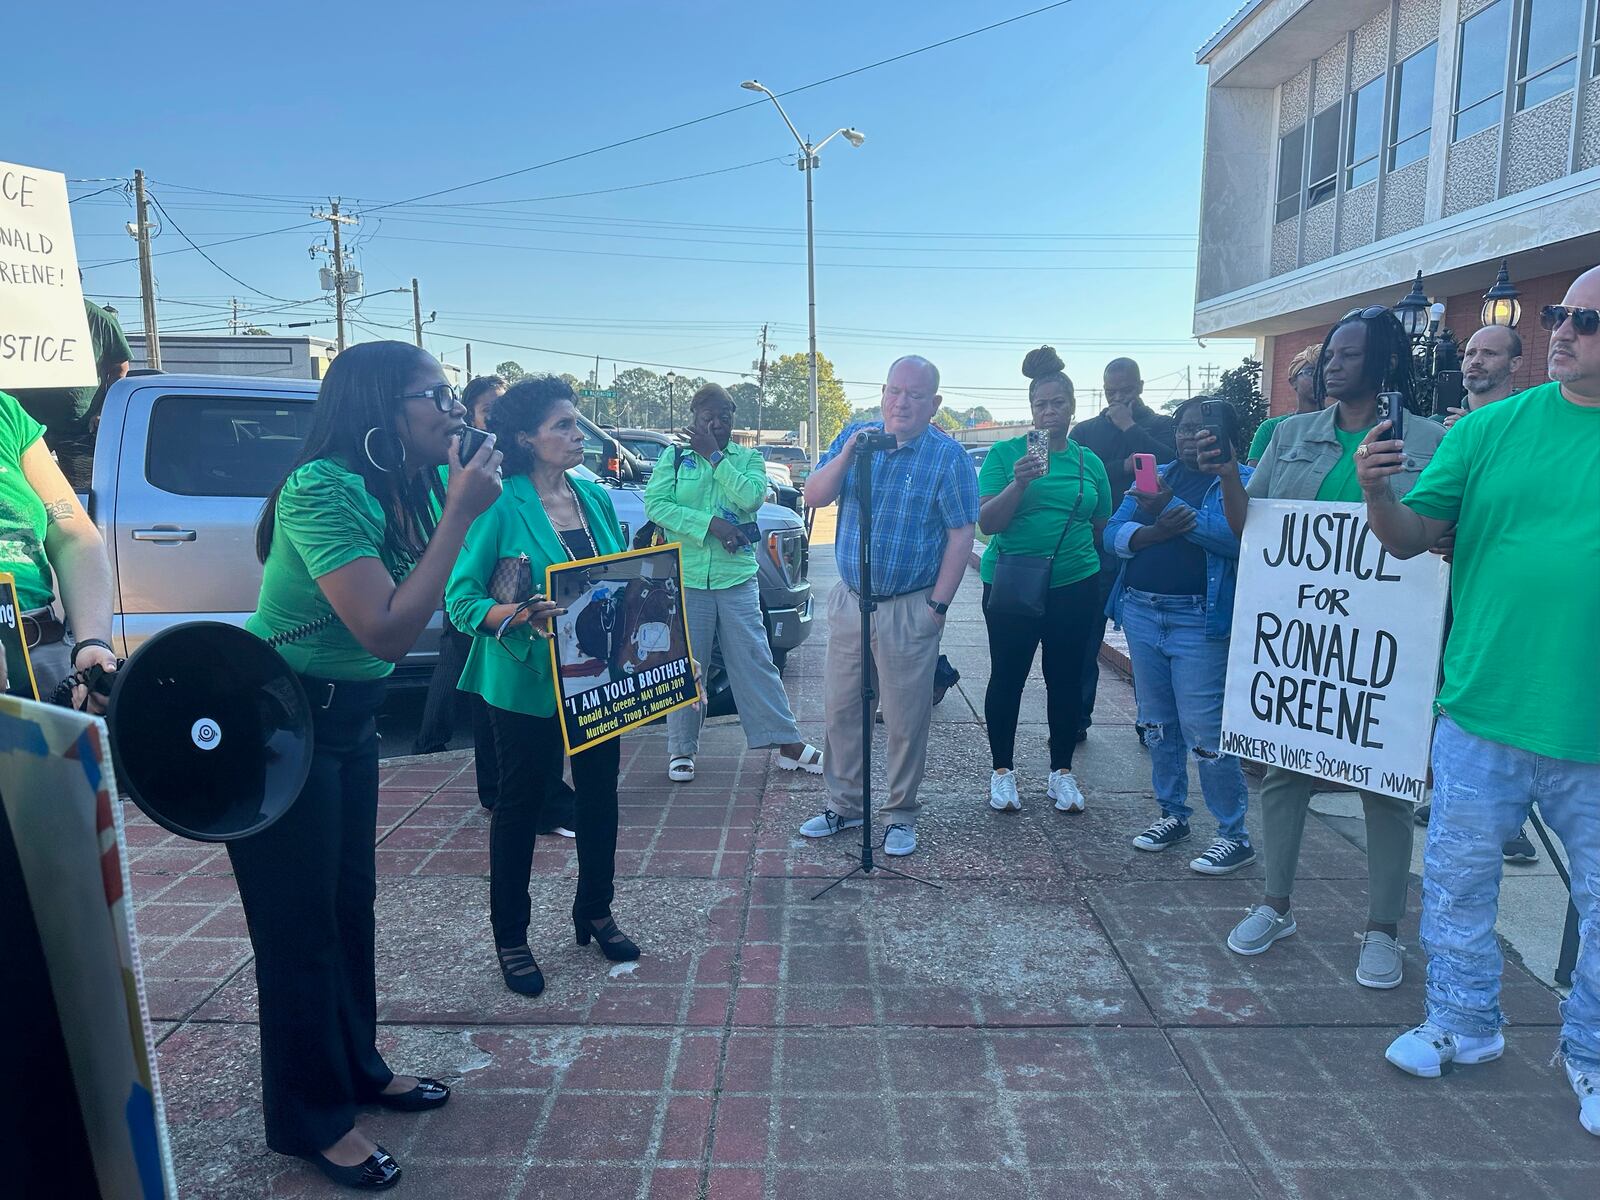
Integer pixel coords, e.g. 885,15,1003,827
1042,442,1087,564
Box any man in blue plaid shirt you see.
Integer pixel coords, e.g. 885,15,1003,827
796,355,979,857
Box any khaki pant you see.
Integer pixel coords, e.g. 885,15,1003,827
822,581,944,826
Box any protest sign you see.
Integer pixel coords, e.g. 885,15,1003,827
1220,499,1448,802
546,544,700,754
0,697,175,1197
0,571,41,699
0,161,97,389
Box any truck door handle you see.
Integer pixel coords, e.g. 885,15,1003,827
132,528,197,542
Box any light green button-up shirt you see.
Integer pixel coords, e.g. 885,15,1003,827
642,441,769,590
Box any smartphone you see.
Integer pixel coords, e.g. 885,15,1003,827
1132,452,1160,493
736,521,761,546
1199,399,1233,463
1026,428,1049,462
456,424,491,466
1433,371,1464,417
1376,391,1405,441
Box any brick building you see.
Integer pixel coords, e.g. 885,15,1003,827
1193,0,1600,415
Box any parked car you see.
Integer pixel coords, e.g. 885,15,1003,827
613,427,675,468
965,445,991,469
86,375,814,691
578,416,650,483
758,443,810,485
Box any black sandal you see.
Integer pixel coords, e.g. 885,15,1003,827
574,915,640,963
496,945,546,996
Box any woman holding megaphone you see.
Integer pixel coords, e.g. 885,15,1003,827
240,341,502,1190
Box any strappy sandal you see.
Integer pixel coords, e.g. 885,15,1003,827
668,756,695,782
495,945,545,996
777,744,824,774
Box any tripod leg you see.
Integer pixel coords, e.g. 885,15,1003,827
1528,811,1580,988
811,863,867,901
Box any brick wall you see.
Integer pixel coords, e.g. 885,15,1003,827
1262,266,1581,415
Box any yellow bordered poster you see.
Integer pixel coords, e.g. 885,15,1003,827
0,571,42,701
545,544,700,754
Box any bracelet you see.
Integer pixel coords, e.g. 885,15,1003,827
72,638,115,665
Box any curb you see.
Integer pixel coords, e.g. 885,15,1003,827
965,551,1132,681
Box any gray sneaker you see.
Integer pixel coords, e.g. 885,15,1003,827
1227,905,1297,956
1355,930,1404,989
883,823,917,856
799,810,864,839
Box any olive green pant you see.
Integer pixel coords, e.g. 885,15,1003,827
1260,765,1414,925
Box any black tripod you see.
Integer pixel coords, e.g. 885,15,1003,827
813,432,941,901
1526,809,1581,988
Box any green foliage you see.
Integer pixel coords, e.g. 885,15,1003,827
495,360,526,382
763,351,850,445
1216,357,1267,449
932,408,962,432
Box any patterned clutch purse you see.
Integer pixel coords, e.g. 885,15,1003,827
488,552,533,604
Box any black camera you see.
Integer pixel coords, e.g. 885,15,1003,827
856,430,898,453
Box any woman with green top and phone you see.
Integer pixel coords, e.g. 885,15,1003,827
243,341,503,1190
977,346,1112,815
1215,308,1444,991
446,375,638,1003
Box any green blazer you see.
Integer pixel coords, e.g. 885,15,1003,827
447,472,626,717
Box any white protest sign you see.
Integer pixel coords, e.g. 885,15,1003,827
1220,499,1448,802
0,161,97,389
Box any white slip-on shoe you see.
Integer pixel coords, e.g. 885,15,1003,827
1049,770,1085,813
989,770,1021,812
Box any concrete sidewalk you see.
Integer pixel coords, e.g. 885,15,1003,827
129,525,1593,1198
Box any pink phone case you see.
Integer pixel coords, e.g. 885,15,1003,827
1133,453,1160,492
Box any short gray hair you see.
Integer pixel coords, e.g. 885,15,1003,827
886,354,940,393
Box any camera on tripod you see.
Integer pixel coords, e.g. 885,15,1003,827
856,430,898,453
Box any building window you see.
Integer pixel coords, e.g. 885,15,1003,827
1455,0,1510,140
1391,42,1438,168
1516,0,1582,109
1276,124,1305,222
1346,75,1385,188
1306,102,1341,206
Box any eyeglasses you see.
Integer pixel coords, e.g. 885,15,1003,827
1540,305,1600,336
398,384,461,413
1341,305,1390,321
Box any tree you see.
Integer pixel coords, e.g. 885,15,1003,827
495,360,526,383
762,351,849,446
243,326,271,336
932,408,962,433
1215,357,1267,451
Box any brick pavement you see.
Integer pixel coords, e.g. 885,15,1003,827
129,544,1594,1199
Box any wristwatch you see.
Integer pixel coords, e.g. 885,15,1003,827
926,598,950,615
708,450,725,467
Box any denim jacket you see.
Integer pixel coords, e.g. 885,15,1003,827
1245,403,1443,501
1104,462,1254,640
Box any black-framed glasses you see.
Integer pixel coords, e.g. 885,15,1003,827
1540,305,1600,336
398,383,461,413
1341,305,1390,321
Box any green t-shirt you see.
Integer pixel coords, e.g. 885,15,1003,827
977,436,1112,589
9,300,132,436
0,392,54,611
247,457,426,680
1248,414,1289,462
1403,382,1600,762
1314,424,1369,502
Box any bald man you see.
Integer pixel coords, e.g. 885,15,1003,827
1435,325,1524,429
1357,266,1600,1137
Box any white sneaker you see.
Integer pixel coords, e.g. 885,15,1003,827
1049,770,1085,812
989,770,1021,812
1384,1021,1504,1079
1569,1062,1600,1136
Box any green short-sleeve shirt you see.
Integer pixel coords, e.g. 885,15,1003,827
1403,382,1600,762
247,457,422,680
1248,414,1289,462
978,436,1112,590
1313,425,1368,502
0,391,54,610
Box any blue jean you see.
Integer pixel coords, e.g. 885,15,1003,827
1120,589,1249,842
1423,715,1600,1069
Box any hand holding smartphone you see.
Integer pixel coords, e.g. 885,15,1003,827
1376,391,1405,441
1132,452,1160,493
1026,428,1050,464
1198,400,1233,465
457,423,492,466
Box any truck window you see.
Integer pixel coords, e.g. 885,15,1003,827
146,395,315,497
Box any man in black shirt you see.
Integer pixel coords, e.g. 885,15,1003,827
1068,357,1177,740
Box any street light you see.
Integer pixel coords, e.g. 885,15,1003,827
1393,271,1432,340
1481,260,1522,328
741,78,865,464
665,370,676,430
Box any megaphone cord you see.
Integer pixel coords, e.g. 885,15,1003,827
50,660,124,708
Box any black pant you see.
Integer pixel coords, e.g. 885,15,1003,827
983,577,1099,771
226,676,393,1156
1077,562,1119,733
486,706,620,948
415,625,500,810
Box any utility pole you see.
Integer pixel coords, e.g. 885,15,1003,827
1199,363,1220,392
230,297,239,336
411,278,424,348
466,343,472,376
311,199,357,351
133,169,161,369
754,323,771,446
1186,365,1193,398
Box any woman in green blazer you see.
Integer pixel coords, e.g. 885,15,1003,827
446,376,636,997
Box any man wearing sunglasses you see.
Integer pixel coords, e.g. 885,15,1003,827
1356,270,1600,1138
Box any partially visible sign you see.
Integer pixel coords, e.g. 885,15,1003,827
546,544,699,754
0,161,96,389
0,571,41,700
1220,500,1449,802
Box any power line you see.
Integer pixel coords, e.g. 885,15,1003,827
147,193,302,303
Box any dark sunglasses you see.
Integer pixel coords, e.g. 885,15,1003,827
1341,305,1391,321
398,383,461,413
1540,305,1600,335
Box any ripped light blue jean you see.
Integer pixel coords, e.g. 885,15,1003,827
1120,589,1248,842
1424,714,1600,1070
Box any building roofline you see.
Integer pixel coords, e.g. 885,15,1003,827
1196,0,1269,63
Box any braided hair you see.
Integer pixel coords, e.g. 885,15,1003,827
1021,345,1076,407
1311,310,1416,411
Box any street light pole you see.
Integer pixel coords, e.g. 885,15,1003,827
741,80,864,465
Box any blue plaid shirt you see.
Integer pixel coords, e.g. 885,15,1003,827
821,421,980,597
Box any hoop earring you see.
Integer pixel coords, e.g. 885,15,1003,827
364,427,406,474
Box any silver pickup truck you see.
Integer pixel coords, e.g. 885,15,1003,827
86,373,813,689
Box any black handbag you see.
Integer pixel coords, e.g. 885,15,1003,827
987,444,1086,620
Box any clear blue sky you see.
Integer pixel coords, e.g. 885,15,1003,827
16,0,1252,421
